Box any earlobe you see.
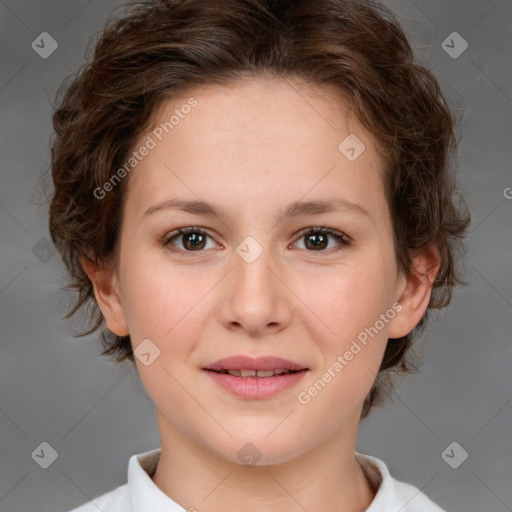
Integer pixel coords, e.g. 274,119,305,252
80,255,129,337
388,243,441,339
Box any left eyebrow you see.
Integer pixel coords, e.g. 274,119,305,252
142,197,371,222
278,198,370,220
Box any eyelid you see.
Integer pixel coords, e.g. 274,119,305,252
292,225,351,245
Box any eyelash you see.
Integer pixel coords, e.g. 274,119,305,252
161,225,351,256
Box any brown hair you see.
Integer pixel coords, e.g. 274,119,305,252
47,0,470,418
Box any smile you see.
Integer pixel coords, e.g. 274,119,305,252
209,369,299,377
203,368,308,399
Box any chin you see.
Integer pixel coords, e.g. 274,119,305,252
211,432,304,467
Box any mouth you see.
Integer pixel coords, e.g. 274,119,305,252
203,355,308,373
202,355,309,398
205,368,305,377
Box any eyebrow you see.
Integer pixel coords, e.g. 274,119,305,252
143,197,371,221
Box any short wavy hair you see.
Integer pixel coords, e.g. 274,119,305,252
47,0,470,418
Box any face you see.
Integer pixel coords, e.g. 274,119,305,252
92,77,423,466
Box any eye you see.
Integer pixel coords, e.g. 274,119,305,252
292,226,351,252
162,227,218,254
161,225,351,256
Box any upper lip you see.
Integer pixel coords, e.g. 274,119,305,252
204,356,308,372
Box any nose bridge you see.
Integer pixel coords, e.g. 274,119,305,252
233,233,278,298
216,232,291,334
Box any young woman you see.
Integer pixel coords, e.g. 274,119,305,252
48,1,470,510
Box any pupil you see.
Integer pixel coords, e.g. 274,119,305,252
184,233,205,250
306,233,327,250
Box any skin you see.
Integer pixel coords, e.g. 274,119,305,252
82,76,440,512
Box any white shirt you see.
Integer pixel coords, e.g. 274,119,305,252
68,448,446,511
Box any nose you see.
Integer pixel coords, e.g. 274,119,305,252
216,238,292,337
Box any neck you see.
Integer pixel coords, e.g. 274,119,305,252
151,413,376,512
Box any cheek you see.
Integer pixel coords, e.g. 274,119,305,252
305,263,395,351
298,275,391,416
120,248,205,340
124,264,207,408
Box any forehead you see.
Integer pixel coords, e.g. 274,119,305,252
150,77,366,152
123,77,387,223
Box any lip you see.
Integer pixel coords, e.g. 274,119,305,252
203,368,308,399
202,355,309,399
204,355,307,372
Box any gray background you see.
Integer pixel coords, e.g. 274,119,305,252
0,1,511,511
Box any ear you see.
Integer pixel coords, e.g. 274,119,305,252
388,242,441,339
81,254,129,337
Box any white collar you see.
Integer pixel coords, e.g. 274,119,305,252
125,448,444,511
128,448,183,510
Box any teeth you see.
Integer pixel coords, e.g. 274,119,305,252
222,369,293,377
256,370,276,377
239,369,256,377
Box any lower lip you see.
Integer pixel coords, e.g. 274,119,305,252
203,369,308,399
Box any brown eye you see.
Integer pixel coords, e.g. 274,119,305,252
179,232,207,250
163,227,216,252
293,227,350,252
161,225,350,256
